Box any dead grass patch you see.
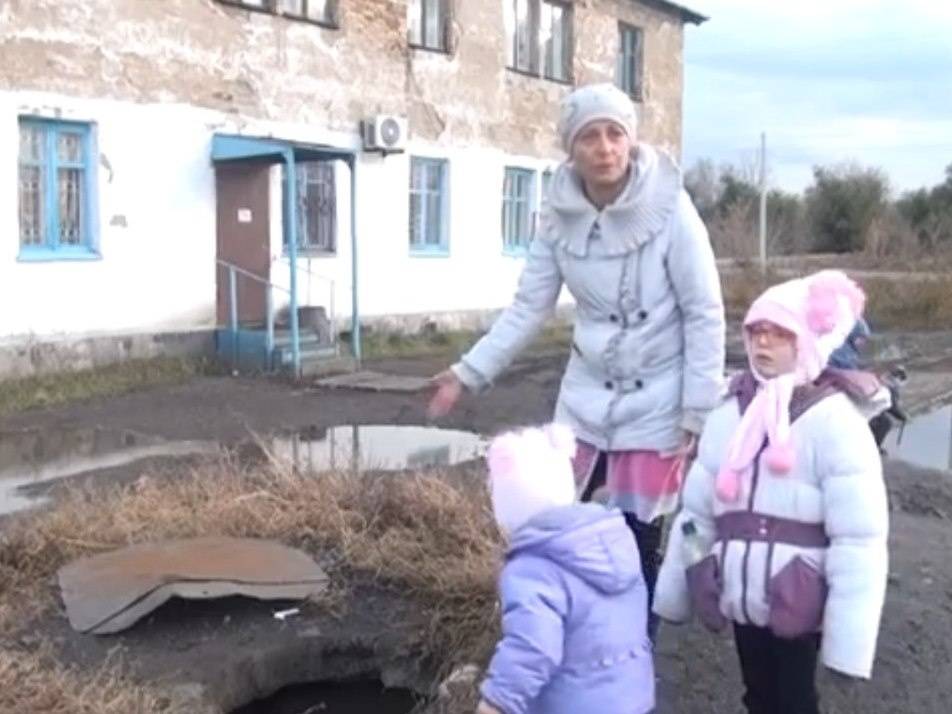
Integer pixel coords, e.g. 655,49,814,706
0,454,502,708
863,276,952,330
0,645,198,714
0,357,207,416
721,265,952,330
720,265,788,320
359,322,572,361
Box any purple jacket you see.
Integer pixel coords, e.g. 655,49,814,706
480,504,655,714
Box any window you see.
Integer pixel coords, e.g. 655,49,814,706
541,168,554,203
617,23,644,100
409,158,449,254
18,118,97,260
507,0,572,82
502,168,535,254
219,0,336,26
408,0,449,52
285,162,336,254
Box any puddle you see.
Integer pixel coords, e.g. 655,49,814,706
270,425,486,473
883,405,952,472
0,428,219,515
232,680,417,714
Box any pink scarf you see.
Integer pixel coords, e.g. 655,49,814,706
715,372,796,502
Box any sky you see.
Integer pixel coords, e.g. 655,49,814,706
681,0,952,196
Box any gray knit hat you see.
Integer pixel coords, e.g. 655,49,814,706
558,83,638,152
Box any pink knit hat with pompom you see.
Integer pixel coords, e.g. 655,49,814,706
715,270,866,502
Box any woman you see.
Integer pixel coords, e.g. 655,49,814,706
428,83,726,627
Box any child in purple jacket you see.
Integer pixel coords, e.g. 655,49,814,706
477,423,655,714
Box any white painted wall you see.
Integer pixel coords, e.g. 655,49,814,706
0,92,220,341
1,90,572,345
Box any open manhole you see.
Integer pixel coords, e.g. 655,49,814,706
268,425,486,473
231,679,418,714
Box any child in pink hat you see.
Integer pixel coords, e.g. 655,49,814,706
477,423,654,714
653,270,889,714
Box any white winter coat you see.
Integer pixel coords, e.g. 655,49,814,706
653,386,889,679
453,145,725,453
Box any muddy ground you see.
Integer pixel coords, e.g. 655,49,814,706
2,341,952,713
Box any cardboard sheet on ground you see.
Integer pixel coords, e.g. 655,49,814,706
58,536,328,635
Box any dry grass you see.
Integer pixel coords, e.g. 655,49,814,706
0,454,502,710
720,264,952,330
0,357,207,416
863,276,952,330
359,322,572,361
0,646,197,714
719,265,788,320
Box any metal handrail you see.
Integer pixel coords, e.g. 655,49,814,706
216,258,339,373
275,256,338,287
216,259,290,294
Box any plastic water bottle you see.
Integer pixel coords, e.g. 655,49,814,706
681,520,708,566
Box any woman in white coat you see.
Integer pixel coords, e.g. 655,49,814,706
428,84,726,626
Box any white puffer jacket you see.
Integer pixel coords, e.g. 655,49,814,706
653,385,889,679
453,145,725,453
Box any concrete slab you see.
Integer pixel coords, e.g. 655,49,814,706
313,370,431,393
58,536,328,635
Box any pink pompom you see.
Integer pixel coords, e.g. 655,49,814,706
486,432,520,480
715,468,743,503
544,422,577,459
765,441,795,474
806,271,866,334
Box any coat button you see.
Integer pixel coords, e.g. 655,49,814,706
609,313,618,322
604,381,614,390
635,379,643,389
638,310,648,321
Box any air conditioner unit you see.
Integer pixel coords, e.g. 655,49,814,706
361,115,408,154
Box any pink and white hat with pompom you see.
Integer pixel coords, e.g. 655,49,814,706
715,270,866,503
486,423,578,533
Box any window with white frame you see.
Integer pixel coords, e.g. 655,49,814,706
507,0,572,82
408,0,450,51
284,161,336,254
502,167,536,253
617,23,644,100
219,0,336,25
409,157,449,253
18,118,97,259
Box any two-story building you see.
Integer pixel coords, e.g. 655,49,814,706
0,0,705,376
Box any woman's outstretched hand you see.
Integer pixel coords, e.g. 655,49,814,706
427,369,464,419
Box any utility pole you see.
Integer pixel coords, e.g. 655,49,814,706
758,131,767,274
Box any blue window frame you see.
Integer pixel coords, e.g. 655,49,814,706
502,167,536,255
283,161,336,254
409,157,449,255
18,118,98,261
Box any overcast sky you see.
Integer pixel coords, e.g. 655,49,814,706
681,0,952,196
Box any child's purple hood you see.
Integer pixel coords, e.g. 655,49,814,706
507,503,639,595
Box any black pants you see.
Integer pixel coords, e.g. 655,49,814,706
580,454,663,636
734,624,821,714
